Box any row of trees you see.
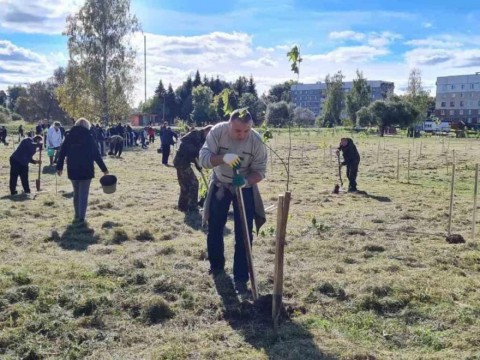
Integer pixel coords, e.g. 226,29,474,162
262,69,434,135
140,70,265,125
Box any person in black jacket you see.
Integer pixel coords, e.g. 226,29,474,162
56,118,108,223
337,138,360,192
173,125,212,212
9,135,43,195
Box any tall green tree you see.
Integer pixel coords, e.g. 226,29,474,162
165,84,177,121
193,70,202,87
346,70,371,125
0,90,6,107
247,75,257,96
263,81,293,103
265,101,292,127
7,85,27,111
320,71,344,127
16,81,69,123
64,0,140,124
357,96,419,136
191,85,214,125
238,92,264,125
405,68,431,122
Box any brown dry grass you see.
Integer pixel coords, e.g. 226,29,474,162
0,130,479,359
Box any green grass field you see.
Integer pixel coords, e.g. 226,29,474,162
0,130,479,359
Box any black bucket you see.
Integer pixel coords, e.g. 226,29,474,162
100,175,117,194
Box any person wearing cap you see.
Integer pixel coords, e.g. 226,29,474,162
199,108,267,295
173,124,213,212
9,135,43,196
56,118,108,223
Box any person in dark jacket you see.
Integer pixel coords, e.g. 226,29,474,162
9,135,43,195
337,137,360,192
173,125,212,212
159,122,178,165
0,126,8,145
56,118,108,223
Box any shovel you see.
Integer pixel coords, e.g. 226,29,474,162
234,169,259,300
35,145,42,192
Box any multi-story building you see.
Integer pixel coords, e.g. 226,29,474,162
290,81,394,116
435,73,480,124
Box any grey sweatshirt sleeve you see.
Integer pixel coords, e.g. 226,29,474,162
198,126,220,169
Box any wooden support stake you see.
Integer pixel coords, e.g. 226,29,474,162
272,191,291,329
397,149,400,181
377,142,380,163
235,185,259,300
473,164,479,241
407,150,411,183
419,141,422,157
329,145,332,163
448,163,456,236
270,147,273,173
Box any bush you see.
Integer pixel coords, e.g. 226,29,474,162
11,113,22,121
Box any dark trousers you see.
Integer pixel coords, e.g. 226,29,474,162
149,135,154,143
71,179,91,221
176,166,199,212
110,142,123,156
161,144,170,164
207,186,254,283
346,162,359,190
9,158,30,194
97,140,105,156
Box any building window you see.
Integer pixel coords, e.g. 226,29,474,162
441,102,446,107
471,84,475,89
460,101,464,107
468,117,472,123
450,101,455,107
460,110,464,115
461,84,465,89
441,110,445,115
460,93,464,97
449,110,454,115
469,109,472,115
451,85,455,90
451,93,456,98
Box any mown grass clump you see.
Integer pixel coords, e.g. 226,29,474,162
141,296,175,324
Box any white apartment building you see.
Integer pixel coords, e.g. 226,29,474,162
435,73,480,124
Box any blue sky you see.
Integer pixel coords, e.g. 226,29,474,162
1,0,480,105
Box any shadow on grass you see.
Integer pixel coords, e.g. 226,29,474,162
0,194,32,202
183,211,205,232
42,165,57,174
213,273,334,360
61,191,74,199
55,223,99,251
356,190,391,202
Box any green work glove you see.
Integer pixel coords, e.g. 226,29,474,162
232,173,246,188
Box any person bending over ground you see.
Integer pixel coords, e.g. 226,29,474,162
337,137,360,192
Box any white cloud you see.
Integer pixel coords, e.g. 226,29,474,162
0,40,65,88
304,46,389,63
242,57,278,68
0,0,82,34
256,46,275,53
422,22,433,28
404,48,453,66
367,32,402,47
329,30,365,42
405,37,462,48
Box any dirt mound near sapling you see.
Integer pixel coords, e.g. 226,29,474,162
445,234,465,244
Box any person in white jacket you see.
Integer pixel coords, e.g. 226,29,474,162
47,121,64,165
